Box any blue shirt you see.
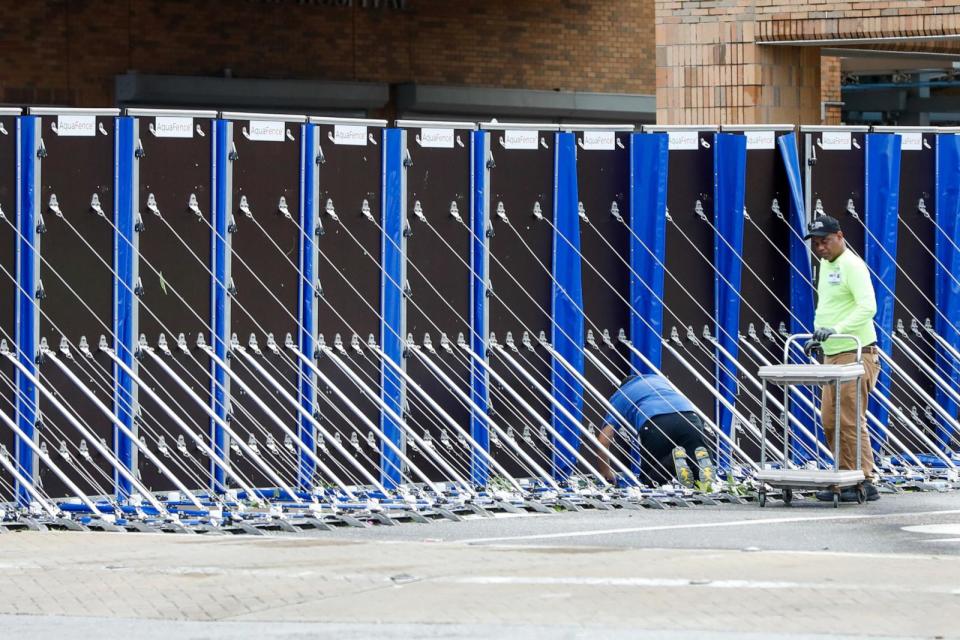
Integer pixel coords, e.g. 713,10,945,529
604,375,696,430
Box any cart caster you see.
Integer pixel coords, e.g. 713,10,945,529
758,490,766,508
856,485,866,505
833,493,840,508
783,488,793,507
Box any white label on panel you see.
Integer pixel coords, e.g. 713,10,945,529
745,130,775,150
582,130,616,151
247,120,285,142
503,129,539,150
153,116,194,138
668,130,699,150
419,128,454,148
899,132,923,151
56,114,96,137
333,124,368,146
820,130,851,150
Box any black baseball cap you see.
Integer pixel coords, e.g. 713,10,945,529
804,214,841,239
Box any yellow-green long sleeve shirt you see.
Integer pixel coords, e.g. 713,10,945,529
813,249,878,356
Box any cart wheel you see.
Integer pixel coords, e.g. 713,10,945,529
833,493,840,508
857,485,866,505
783,488,793,506
758,490,766,508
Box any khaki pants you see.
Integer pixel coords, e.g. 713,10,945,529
821,350,881,480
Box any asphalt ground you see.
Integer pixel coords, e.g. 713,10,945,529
2,489,960,639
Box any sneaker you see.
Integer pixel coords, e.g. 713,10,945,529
694,447,716,484
864,481,881,501
816,489,836,502
672,447,695,488
839,482,881,503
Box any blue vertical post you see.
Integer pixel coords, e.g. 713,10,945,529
864,133,901,446
15,116,40,507
934,134,960,450
469,130,491,485
627,132,669,475
380,128,405,489
298,123,318,491
113,116,136,499
628,133,669,373
713,133,747,469
210,119,230,493
778,132,819,461
551,132,584,479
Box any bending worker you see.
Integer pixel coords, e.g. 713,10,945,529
804,214,881,502
597,374,715,488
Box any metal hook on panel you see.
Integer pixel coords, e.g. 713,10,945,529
238,195,252,218
277,196,291,220
413,200,426,222
98,122,108,136
229,142,239,161
187,193,202,220
540,137,549,149
134,277,144,297
616,137,625,149
135,138,145,159
814,198,825,217
90,193,105,218
610,201,624,223
851,137,861,150
578,201,589,223
36,138,46,158
360,198,374,222
316,144,326,165
694,199,707,221
771,198,784,220
227,215,237,234
486,150,496,169
47,193,63,218
845,198,859,220
368,133,378,145
665,206,672,222
196,124,206,137
449,201,463,223
456,134,464,148
0,122,7,136
586,329,598,350
325,198,339,222
742,206,750,221
496,201,508,223
917,197,930,218
286,128,295,142
700,137,711,149
146,193,161,217
403,149,413,168
778,321,789,337
35,212,46,234
135,211,146,232
532,201,543,221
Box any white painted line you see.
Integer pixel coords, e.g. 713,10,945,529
901,523,960,535
446,575,960,595
457,509,960,544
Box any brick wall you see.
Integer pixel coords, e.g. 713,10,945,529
657,0,960,125
0,0,656,109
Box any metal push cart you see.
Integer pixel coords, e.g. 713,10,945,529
756,334,867,508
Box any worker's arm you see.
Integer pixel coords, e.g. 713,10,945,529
833,259,877,334
597,424,617,483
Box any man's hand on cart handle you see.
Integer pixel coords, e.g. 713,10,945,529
802,339,823,360
812,327,836,342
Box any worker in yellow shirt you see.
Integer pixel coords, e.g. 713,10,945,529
804,214,881,502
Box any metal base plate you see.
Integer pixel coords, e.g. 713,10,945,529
756,469,865,489
758,363,865,384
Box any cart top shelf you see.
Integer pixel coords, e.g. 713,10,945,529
757,363,865,385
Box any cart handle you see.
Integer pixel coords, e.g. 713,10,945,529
784,333,862,364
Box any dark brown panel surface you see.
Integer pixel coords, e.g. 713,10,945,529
135,115,213,492
660,132,716,420
404,127,473,480
0,116,16,501
228,118,302,488
314,124,383,481
488,130,557,477
577,132,631,440
35,115,116,499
